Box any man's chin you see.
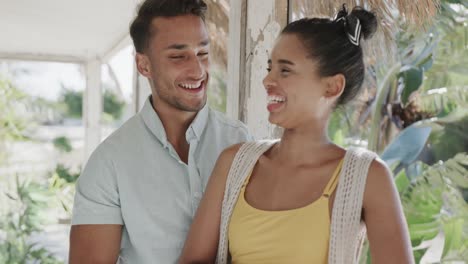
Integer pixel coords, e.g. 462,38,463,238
175,99,207,112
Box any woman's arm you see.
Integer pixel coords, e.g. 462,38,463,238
179,144,242,264
363,158,414,264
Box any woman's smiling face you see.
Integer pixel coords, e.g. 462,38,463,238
263,33,338,129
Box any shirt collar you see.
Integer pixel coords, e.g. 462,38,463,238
140,97,169,147
188,103,209,141
140,96,209,146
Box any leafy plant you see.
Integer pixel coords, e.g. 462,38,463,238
0,79,29,164
365,1,468,152
397,153,468,263
0,78,64,263
0,176,63,264
103,89,125,120
380,124,432,170
207,70,227,113
48,164,79,216
428,114,468,163
419,86,468,119
53,164,80,184
60,88,82,119
52,136,73,153
60,87,126,121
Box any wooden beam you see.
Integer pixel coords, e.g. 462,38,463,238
101,34,132,63
0,52,85,64
83,59,102,162
106,63,125,101
226,0,247,120
239,0,288,139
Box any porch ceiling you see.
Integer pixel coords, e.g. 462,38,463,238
0,0,139,62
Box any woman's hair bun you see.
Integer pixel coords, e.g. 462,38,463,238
350,7,378,40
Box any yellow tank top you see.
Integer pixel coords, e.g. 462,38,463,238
228,159,344,264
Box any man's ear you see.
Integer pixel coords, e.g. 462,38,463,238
136,53,152,78
324,73,345,99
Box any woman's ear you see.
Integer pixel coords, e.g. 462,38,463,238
324,73,346,99
136,53,152,78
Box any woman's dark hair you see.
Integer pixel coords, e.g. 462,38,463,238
282,5,378,106
130,0,208,53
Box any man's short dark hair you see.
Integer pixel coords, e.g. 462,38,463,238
130,0,208,53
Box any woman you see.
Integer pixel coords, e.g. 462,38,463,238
179,5,413,264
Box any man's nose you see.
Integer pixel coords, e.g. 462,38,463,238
187,56,205,79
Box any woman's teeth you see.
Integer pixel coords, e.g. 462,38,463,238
267,95,286,104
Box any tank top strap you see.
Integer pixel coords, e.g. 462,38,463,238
322,159,344,198
241,166,256,190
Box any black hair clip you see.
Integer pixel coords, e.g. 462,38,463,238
334,4,362,46
334,4,348,22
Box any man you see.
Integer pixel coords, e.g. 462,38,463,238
69,0,252,263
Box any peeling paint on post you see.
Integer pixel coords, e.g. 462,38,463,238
240,0,288,139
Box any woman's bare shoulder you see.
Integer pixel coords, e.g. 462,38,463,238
218,143,244,164
210,143,245,182
363,157,397,207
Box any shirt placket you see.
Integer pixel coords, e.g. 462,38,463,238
186,129,202,216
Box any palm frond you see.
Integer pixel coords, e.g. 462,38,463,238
419,86,468,116
399,153,468,262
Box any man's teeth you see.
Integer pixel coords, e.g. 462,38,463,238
267,95,286,104
180,83,201,89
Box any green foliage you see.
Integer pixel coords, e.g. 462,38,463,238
442,218,467,261
357,2,468,262
0,78,65,263
399,153,468,262
327,109,351,147
0,79,31,170
53,164,79,184
420,87,468,118
60,88,82,119
422,1,468,91
103,89,125,120
48,164,79,215
399,66,424,105
368,1,468,152
207,70,227,113
0,176,63,264
430,115,468,162
380,124,432,168
0,79,28,142
60,87,125,121
52,136,72,153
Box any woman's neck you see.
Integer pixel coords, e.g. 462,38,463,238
272,119,342,166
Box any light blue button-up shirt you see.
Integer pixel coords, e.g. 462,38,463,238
72,97,252,263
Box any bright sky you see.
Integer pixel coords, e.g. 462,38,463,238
0,45,134,102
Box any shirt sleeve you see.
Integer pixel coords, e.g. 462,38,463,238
71,144,123,225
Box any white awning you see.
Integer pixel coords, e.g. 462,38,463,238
0,0,140,63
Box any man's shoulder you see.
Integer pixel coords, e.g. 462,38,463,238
93,114,144,155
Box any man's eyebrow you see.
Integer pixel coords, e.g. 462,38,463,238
164,40,210,50
165,44,187,50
